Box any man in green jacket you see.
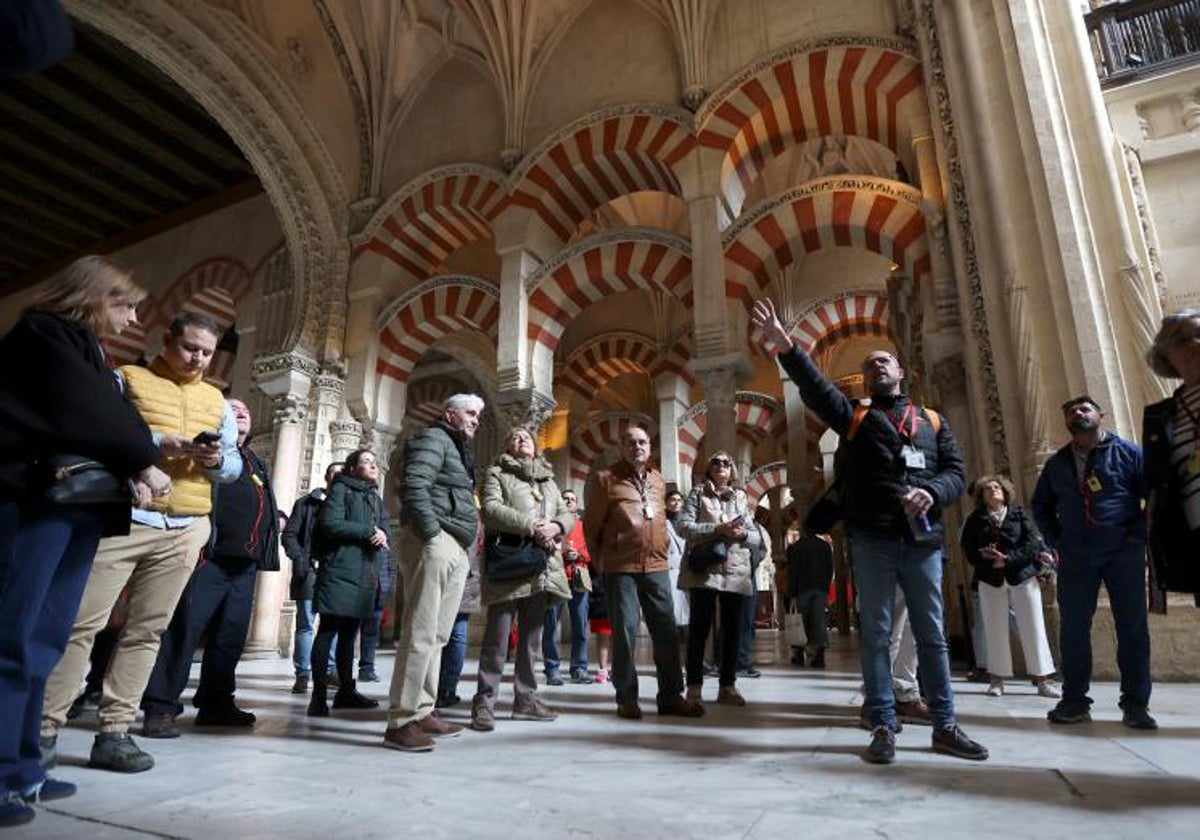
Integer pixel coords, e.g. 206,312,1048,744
383,394,484,753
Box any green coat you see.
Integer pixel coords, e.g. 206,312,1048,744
401,421,479,548
314,474,392,621
480,454,573,606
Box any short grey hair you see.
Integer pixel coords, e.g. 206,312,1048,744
443,393,485,413
1146,309,1200,378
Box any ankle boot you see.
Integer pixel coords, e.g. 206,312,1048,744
307,682,329,717
811,649,825,669
333,680,380,710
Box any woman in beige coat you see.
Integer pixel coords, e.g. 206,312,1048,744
470,427,573,732
677,451,760,706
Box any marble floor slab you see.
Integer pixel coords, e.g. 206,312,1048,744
19,641,1200,839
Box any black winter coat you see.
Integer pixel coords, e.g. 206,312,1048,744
960,505,1045,589
777,346,965,541
1143,395,1200,605
315,474,392,621
0,312,158,535
282,488,326,600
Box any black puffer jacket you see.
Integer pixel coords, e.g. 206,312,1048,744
960,505,1045,588
777,346,965,541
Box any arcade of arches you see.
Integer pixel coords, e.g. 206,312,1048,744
4,0,1200,673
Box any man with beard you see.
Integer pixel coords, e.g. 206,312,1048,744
1032,396,1155,729
750,298,984,765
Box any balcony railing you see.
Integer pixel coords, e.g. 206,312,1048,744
1086,0,1200,86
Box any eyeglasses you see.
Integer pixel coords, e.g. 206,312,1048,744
710,458,732,467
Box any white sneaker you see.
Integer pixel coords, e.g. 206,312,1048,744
1036,680,1062,699
986,680,1004,697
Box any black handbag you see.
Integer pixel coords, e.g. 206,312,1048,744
484,532,549,581
44,454,129,506
686,538,728,573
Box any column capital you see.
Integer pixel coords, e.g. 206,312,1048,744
270,393,308,427
494,387,558,432
253,351,318,401
688,352,754,404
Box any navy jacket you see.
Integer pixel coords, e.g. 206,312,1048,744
1031,433,1146,557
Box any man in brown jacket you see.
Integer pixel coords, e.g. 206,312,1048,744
582,425,704,719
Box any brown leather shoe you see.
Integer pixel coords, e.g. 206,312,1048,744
419,713,463,738
616,701,643,720
657,695,705,717
382,721,435,753
895,698,931,726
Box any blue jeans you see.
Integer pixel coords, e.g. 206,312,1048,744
0,500,103,794
1057,542,1151,707
293,599,335,677
358,591,386,674
437,613,469,701
542,590,590,674
849,532,955,730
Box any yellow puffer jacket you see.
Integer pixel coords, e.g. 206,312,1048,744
120,359,225,516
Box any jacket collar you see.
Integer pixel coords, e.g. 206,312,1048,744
149,355,203,385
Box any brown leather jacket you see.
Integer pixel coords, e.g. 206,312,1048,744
582,460,669,574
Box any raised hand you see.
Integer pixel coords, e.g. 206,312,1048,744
750,298,792,353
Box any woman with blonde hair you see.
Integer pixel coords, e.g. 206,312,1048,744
960,475,1059,698
676,451,760,706
0,257,168,826
471,426,573,732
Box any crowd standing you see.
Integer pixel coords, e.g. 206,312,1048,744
2,258,1197,826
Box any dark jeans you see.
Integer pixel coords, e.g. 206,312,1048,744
604,571,684,706
142,554,258,716
437,612,469,701
358,591,386,673
1057,542,1152,707
312,614,362,692
0,500,103,794
84,625,121,696
543,589,590,675
711,589,755,671
793,590,829,649
687,589,744,687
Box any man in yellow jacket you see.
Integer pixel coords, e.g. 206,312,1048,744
41,312,241,773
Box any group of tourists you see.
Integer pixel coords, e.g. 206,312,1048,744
2,256,1198,826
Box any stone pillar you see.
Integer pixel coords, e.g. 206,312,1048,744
686,193,731,357
655,372,690,490
782,382,814,516
328,417,363,465
689,355,751,459
496,246,539,392
306,367,345,492
244,353,314,658
494,387,557,434
362,423,401,497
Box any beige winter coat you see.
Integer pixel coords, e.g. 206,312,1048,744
675,480,759,596
480,454,573,606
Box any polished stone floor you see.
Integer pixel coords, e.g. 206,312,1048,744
19,636,1200,839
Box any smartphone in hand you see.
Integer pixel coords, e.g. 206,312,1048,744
192,430,221,445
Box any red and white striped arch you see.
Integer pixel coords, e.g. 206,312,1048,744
790,291,891,355
697,38,926,219
557,331,694,403
376,277,500,384
725,178,929,305
676,392,781,474
746,461,788,508
527,231,693,374
569,412,657,486
403,377,462,430
354,166,506,282
510,107,696,241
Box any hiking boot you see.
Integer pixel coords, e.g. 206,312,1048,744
89,732,154,773
382,721,435,752
895,698,931,725
195,704,256,727
616,701,643,720
21,778,76,803
0,792,35,828
67,690,101,722
357,668,380,683
470,705,496,732
419,713,463,738
569,669,594,684
545,671,564,687
1120,701,1158,730
931,725,989,760
512,697,558,721
332,681,380,709
141,713,181,739
863,726,895,764
717,685,746,707
39,735,57,772
657,695,705,717
1047,699,1092,724
291,675,310,694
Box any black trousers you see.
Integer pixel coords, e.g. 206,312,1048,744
687,589,746,687
141,555,257,717
312,614,362,692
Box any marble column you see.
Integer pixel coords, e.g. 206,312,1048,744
306,368,345,491
362,423,401,498
496,246,538,392
686,193,731,358
690,355,751,460
655,372,690,491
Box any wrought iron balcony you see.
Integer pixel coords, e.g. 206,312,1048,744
1086,0,1200,86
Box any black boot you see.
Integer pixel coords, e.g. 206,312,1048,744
790,647,806,666
333,680,380,710
307,680,329,717
811,649,826,669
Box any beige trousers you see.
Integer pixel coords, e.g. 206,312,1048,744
979,576,1056,679
386,529,468,729
42,519,210,735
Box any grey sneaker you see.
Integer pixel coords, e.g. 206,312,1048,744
512,697,558,721
471,704,496,732
39,734,57,771
89,732,155,773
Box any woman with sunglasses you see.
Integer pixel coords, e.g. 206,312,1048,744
676,451,760,706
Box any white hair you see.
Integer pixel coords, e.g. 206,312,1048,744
444,393,485,413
